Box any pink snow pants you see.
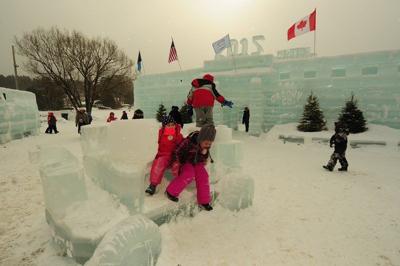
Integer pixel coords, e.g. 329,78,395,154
166,163,211,204
150,155,179,185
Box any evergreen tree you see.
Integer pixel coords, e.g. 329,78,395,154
337,94,367,133
156,103,167,122
297,93,327,132
180,104,193,124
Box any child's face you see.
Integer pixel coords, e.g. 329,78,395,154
200,140,213,150
165,122,175,128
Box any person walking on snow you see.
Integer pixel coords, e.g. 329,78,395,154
45,112,59,134
242,107,250,133
187,74,233,127
120,111,128,120
165,124,216,211
106,112,117,123
323,123,349,171
145,115,184,195
75,109,89,134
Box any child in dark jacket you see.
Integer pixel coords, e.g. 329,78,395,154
323,125,349,171
165,124,216,211
145,116,183,195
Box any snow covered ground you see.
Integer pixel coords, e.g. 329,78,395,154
0,109,399,266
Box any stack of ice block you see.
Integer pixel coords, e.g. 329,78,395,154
39,146,88,218
81,120,159,214
0,87,40,144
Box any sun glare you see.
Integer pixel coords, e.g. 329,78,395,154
201,0,249,17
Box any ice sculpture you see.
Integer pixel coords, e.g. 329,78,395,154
81,120,159,214
86,215,161,266
0,87,40,144
38,146,88,218
218,172,255,211
134,49,400,132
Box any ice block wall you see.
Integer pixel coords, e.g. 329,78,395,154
0,87,40,144
134,50,400,131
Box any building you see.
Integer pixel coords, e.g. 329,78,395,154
134,48,400,133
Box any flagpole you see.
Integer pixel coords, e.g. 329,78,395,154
228,34,237,73
313,9,317,57
142,62,146,75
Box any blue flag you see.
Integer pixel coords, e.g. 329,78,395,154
137,51,142,72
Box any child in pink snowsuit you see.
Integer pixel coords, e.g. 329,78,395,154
166,125,216,211
145,116,183,195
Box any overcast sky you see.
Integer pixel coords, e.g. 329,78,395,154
0,0,399,76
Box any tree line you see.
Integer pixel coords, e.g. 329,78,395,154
0,74,133,111
1,27,135,112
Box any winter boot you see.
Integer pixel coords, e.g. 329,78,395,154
165,191,179,202
200,204,213,211
338,167,348,171
145,184,156,195
323,165,333,171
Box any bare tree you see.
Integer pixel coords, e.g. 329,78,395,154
15,27,133,113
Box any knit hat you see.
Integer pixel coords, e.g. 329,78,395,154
203,74,214,83
197,125,216,143
162,115,175,126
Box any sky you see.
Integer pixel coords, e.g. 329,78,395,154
0,0,399,76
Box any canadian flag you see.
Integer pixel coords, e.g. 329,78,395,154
287,9,316,41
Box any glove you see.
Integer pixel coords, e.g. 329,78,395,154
222,100,233,108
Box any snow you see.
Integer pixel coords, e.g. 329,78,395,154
0,108,400,265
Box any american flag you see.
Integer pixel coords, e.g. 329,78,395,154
168,40,178,63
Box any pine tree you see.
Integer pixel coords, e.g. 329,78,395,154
156,103,167,122
180,104,193,124
297,93,327,132
337,94,367,133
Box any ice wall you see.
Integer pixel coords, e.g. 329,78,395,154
134,50,400,132
0,87,40,144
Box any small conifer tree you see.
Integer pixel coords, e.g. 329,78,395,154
297,93,327,132
156,103,167,122
337,94,367,133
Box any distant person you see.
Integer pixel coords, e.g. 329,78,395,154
165,125,217,211
169,106,183,128
75,109,89,134
45,112,59,134
242,107,250,133
145,116,183,195
121,111,128,120
323,123,349,171
106,112,117,123
132,109,144,119
187,73,233,127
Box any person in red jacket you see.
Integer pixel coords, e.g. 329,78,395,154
106,112,117,123
187,73,233,127
45,112,59,134
145,115,183,195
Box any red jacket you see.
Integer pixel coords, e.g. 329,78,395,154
157,124,183,156
107,116,117,123
187,79,225,108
